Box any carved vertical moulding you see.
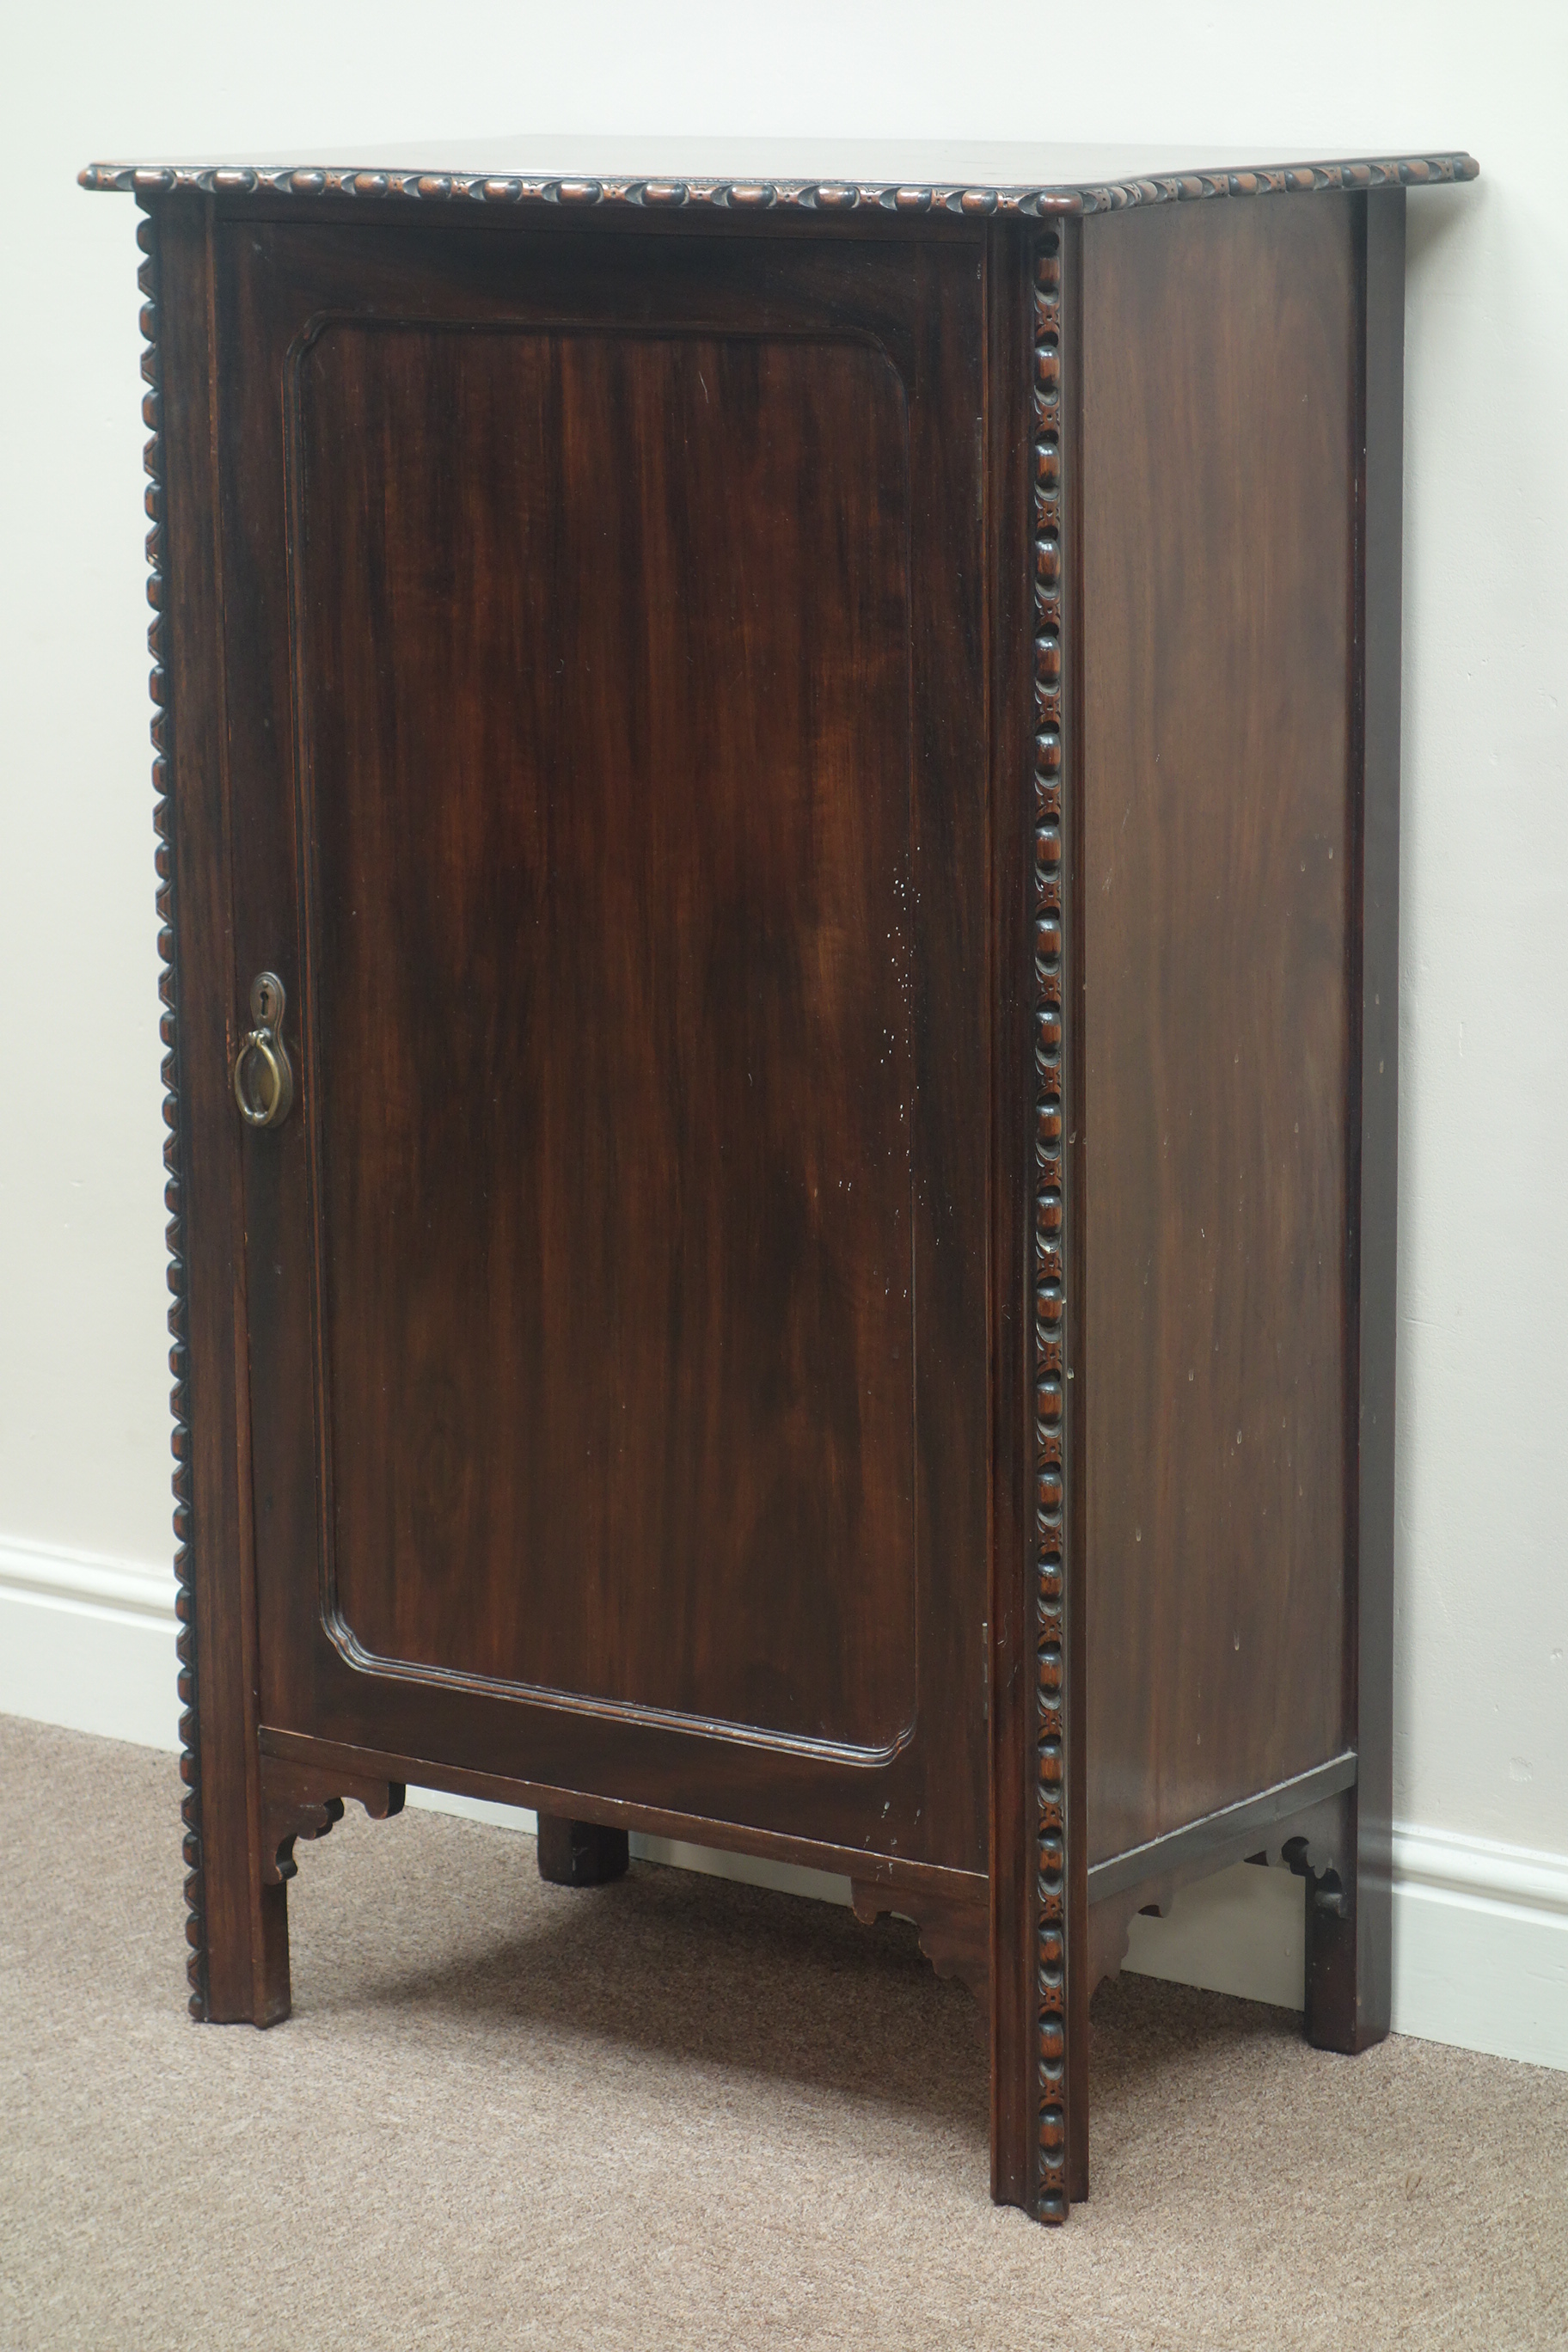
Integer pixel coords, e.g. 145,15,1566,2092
1030,229,1071,2224
136,206,205,2020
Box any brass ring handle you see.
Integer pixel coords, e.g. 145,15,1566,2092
233,971,295,1130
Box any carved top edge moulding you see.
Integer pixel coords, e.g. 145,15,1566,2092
80,138,1478,218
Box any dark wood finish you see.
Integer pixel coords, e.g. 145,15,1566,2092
986,200,1092,2228
850,1877,988,2004
1087,1780,1358,1997
139,211,207,2018
258,1721,990,1906
259,1757,405,1886
150,198,289,2032
1304,183,1406,2057
248,1758,405,2022
300,322,915,1747
1057,217,1093,2217
536,1815,630,1887
1079,193,1358,1864
1017,219,1090,2222
95,150,1469,2221
1087,1883,1166,1996
985,212,1036,2220
219,217,989,1869
82,147,1478,218
1086,1752,1357,1905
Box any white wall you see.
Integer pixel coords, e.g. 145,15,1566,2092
2,1,1565,2055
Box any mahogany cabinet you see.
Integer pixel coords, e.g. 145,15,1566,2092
84,139,1476,2221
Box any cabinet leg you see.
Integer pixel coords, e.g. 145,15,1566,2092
187,1729,292,2029
199,1883,291,2030
536,1813,630,1886
193,1751,405,2028
1302,1792,1392,2055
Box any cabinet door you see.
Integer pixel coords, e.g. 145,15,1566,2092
217,211,988,1869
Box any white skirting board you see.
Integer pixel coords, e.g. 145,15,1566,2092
4,1534,1563,2073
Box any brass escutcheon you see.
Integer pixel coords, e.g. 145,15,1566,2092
233,971,295,1129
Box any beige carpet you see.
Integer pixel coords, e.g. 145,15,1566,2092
1,1716,1563,2350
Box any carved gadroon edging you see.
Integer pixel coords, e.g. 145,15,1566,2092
1030,229,1070,2225
81,153,1477,217
133,209,204,2020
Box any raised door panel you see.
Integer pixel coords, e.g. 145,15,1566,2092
298,320,916,1753
217,215,989,1866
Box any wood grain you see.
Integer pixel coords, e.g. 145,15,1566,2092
299,321,916,1752
112,168,1459,2212
153,193,289,2029
218,219,990,1870
1079,194,1359,1864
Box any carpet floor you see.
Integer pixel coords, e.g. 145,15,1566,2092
1,1714,1563,2350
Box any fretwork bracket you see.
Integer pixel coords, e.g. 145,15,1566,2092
259,1755,406,1889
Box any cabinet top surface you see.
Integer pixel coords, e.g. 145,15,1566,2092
80,137,1477,217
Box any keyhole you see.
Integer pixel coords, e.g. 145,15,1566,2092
250,972,285,1026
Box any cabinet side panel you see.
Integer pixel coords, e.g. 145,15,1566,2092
1308,183,1405,2052
1081,197,1357,1861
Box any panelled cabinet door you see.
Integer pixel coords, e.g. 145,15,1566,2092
218,215,991,1869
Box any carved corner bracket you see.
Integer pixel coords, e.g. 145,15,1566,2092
1086,1876,1179,2000
1281,1834,1349,1917
850,1881,989,2011
1086,1800,1355,2005
259,1756,406,1889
